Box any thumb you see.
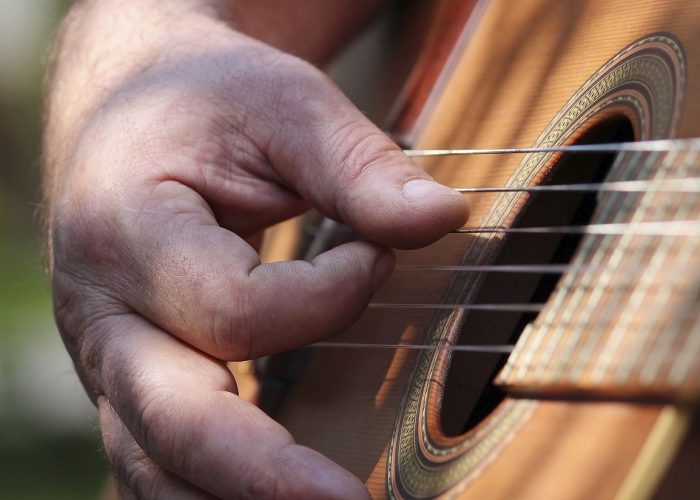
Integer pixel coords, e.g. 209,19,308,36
250,56,469,249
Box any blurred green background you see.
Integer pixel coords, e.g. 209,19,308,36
1,1,109,498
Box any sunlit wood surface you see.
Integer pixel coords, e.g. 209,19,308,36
279,1,700,498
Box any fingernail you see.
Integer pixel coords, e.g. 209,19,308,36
372,249,396,291
402,178,456,204
402,178,470,227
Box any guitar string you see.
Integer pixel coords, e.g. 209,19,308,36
409,147,700,230
309,302,694,354
453,176,700,193
310,300,699,355
310,342,515,354
528,150,682,381
310,225,699,352
603,154,699,383
324,279,692,352
368,303,544,312
366,272,688,309
402,137,700,156
392,263,699,275
451,220,700,236
303,141,700,355
309,219,700,350
394,264,573,273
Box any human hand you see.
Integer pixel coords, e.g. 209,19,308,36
44,2,468,498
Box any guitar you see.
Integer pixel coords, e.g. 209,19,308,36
254,1,700,498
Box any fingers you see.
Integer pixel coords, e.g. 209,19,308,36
113,180,394,360
53,35,467,362
96,313,369,499
249,57,469,249
243,241,395,358
149,38,468,248
99,397,215,500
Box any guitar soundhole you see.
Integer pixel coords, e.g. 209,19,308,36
439,116,635,437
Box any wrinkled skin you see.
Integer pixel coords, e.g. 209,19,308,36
43,1,469,498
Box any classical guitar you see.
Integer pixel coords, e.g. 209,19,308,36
251,1,700,498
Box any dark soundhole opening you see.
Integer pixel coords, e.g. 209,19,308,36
439,117,635,437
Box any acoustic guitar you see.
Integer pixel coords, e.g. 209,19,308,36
250,0,700,498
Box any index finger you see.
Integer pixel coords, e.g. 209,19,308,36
94,312,369,499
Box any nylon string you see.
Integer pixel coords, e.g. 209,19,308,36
403,137,700,157
305,138,700,354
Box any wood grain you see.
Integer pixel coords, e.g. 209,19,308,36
278,1,700,498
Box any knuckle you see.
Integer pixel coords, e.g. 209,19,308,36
119,450,155,499
241,440,295,500
128,383,200,477
142,473,169,500
260,55,335,136
206,281,257,361
333,126,391,179
268,55,328,108
99,345,205,479
112,446,168,500
101,416,157,499
316,264,372,327
132,384,178,457
327,125,403,216
52,272,128,398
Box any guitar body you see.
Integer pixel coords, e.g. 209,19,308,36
270,1,700,498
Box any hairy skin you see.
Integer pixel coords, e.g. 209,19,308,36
43,1,469,498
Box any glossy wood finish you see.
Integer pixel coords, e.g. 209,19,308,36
278,1,700,498
385,0,479,142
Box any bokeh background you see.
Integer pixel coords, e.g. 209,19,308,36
1,1,110,498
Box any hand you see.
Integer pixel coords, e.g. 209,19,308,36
44,3,468,498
